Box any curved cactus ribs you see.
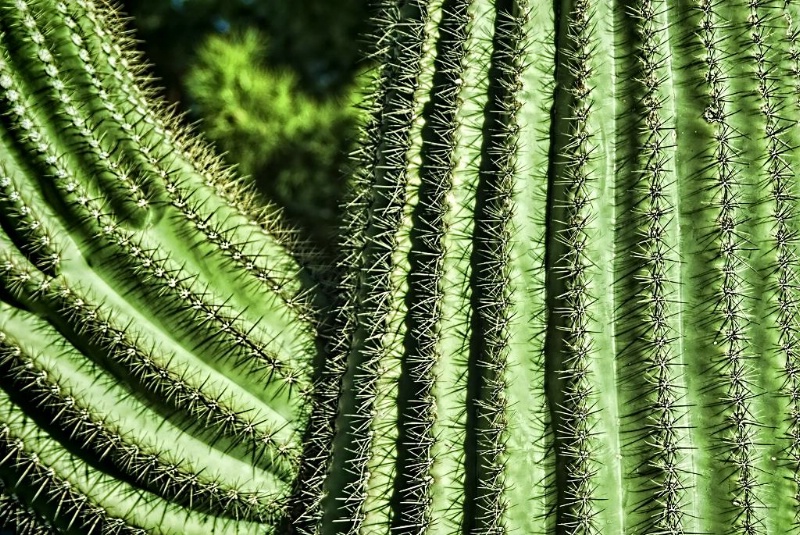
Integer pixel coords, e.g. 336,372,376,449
1,0,800,534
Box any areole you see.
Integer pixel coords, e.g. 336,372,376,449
0,0,798,534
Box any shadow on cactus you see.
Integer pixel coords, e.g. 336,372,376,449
0,0,799,534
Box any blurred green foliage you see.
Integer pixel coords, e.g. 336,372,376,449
121,0,370,95
119,0,370,247
185,29,363,245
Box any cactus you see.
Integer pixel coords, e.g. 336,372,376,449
2,0,800,534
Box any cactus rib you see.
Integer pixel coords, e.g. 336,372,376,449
3,0,800,533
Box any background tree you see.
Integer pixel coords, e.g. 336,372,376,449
119,0,371,249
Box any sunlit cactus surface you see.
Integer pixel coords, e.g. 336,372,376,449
1,0,800,534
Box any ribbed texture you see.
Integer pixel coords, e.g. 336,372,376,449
3,0,800,534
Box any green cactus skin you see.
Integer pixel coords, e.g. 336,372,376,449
4,0,800,534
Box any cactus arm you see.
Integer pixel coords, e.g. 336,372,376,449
0,13,312,406
0,1,315,392
0,389,269,535
0,57,304,430
0,3,321,528
0,306,287,515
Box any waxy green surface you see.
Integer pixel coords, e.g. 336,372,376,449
1,0,800,534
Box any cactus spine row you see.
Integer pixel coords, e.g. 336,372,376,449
3,0,800,534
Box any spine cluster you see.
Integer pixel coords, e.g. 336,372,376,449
2,0,800,534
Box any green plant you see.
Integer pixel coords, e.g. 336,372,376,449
1,0,800,534
122,0,370,97
183,28,361,249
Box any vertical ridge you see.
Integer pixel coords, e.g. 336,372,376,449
614,1,692,532
503,0,557,532
462,1,525,532
748,2,800,532
285,2,399,531
546,0,622,531
692,1,768,532
388,0,470,532
780,3,800,529
426,1,496,533
549,0,601,529
320,2,431,532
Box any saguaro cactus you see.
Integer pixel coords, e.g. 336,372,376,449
1,0,800,534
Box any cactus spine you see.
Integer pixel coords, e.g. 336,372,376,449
2,0,800,534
